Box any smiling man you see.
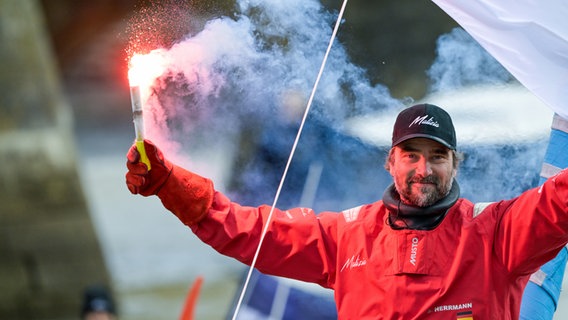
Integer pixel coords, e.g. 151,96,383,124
391,138,455,206
384,104,461,230
126,103,568,319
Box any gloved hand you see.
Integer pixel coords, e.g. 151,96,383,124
126,140,215,225
126,140,172,196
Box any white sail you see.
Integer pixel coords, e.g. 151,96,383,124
432,0,568,119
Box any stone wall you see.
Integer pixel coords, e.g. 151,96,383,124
0,0,111,319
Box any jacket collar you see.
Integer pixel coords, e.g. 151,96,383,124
382,179,460,230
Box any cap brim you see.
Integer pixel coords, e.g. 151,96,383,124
392,133,455,150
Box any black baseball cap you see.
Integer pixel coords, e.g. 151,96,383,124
392,103,456,150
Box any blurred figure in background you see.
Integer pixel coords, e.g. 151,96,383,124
80,285,117,320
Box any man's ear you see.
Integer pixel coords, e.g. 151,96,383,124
386,149,396,176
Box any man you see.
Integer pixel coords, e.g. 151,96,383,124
126,103,568,318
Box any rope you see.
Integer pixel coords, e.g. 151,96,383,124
230,0,350,318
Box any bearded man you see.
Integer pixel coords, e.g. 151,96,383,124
126,103,568,319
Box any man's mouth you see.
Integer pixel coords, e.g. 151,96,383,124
410,177,437,185
411,182,436,190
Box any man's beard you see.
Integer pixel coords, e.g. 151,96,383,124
394,174,453,207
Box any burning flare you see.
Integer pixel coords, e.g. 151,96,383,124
127,50,166,170
128,51,167,87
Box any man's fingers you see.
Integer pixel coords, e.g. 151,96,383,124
125,172,146,194
126,160,148,175
127,144,140,163
126,182,139,194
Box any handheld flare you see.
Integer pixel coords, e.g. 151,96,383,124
129,84,151,170
127,50,166,170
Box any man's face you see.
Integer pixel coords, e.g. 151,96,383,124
388,138,456,207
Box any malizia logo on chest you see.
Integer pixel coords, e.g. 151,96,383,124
340,255,367,272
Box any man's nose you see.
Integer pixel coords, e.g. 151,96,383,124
415,157,433,176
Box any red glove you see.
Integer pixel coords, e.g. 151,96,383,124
126,140,214,225
126,140,172,196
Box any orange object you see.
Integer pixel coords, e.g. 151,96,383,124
179,276,204,320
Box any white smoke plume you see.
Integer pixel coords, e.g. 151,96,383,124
427,27,514,92
130,2,548,207
141,0,401,164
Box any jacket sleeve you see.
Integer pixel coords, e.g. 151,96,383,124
494,169,568,275
189,191,339,288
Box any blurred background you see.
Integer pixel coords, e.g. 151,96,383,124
2,0,563,319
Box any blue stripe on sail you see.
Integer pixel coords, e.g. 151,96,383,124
234,269,336,320
542,129,568,169
523,117,568,320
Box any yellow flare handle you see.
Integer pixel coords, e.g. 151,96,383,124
136,140,152,170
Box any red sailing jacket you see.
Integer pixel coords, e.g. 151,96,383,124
188,170,568,319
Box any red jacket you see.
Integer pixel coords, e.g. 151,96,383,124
189,170,568,319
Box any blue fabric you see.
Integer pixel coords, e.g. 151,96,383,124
233,269,337,320
521,122,568,319
520,248,568,319
543,129,568,169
